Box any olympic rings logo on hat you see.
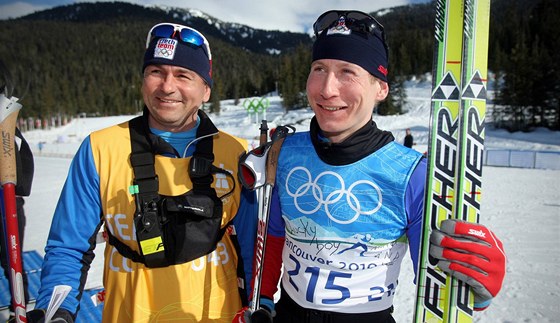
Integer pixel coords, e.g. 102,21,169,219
155,48,173,58
153,38,177,60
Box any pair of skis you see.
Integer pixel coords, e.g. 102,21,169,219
413,0,491,322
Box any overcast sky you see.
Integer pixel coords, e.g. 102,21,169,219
0,0,429,33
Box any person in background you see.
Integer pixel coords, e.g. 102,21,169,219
235,10,506,323
404,127,414,148
1,128,34,322
28,22,256,322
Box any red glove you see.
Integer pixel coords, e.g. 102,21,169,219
429,219,506,310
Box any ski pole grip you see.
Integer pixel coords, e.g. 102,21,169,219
259,119,269,146
0,94,22,185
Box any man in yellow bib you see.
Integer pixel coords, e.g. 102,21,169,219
28,23,257,322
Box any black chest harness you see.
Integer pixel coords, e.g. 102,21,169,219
106,116,241,271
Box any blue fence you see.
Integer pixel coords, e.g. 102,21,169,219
485,150,560,170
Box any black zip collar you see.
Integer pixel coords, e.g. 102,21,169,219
309,116,395,165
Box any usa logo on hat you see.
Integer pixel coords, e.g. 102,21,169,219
154,38,177,60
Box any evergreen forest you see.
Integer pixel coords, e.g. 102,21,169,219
0,0,557,132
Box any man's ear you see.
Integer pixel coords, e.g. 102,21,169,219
203,84,211,103
376,80,389,101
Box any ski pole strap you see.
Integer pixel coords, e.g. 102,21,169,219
269,124,295,142
259,119,268,146
237,124,295,191
265,124,295,186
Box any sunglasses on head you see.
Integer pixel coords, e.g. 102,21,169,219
146,23,212,60
313,10,386,42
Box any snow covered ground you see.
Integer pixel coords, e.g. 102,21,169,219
5,77,560,322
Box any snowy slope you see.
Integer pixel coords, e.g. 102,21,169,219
3,77,559,322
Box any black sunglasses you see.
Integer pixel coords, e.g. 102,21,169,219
313,10,386,42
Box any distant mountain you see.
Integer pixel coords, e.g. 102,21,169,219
1,0,554,129
19,1,312,55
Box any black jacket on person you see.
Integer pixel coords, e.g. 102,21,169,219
404,134,414,148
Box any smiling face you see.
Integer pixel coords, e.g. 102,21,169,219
142,64,211,132
306,58,389,143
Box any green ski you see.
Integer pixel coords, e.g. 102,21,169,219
447,0,491,320
414,0,491,322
